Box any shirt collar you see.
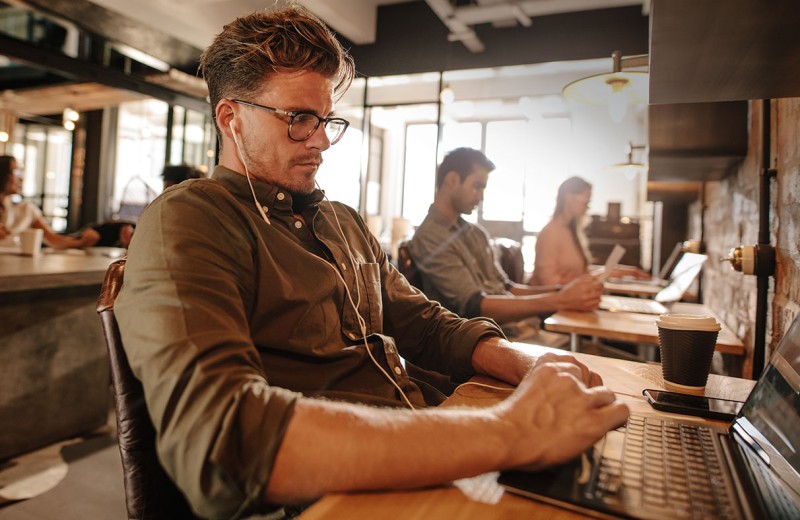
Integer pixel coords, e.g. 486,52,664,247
426,204,467,232
211,165,324,216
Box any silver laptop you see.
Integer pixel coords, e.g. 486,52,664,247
600,253,707,315
611,242,685,287
499,312,800,519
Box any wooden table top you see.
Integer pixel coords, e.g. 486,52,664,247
543,302,744,355
299,344,755,519
0,247,121,292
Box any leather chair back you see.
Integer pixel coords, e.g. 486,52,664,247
97,259,199,520
396,241,423,290
493,238,526,284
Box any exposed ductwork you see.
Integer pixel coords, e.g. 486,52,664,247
425,0,646,52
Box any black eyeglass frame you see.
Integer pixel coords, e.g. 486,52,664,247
231,99,350,144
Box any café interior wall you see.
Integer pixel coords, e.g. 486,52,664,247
688,98,800,378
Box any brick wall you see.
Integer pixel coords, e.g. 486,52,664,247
690,98,800,378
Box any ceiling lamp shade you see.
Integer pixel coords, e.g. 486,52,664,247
610,142,648,179
563,51,649,122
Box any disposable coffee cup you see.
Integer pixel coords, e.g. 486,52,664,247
20,228,44,256
656,314,721,395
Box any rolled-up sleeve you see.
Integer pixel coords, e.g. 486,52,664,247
375,241,503,383
116,188,301,519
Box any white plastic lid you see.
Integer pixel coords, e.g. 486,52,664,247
656,313,721,332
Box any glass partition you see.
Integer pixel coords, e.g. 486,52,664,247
113,99,168,218
11,123,73,231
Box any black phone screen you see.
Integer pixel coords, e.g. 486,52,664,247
643,389,744,420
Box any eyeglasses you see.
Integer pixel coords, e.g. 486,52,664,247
231,99,350,145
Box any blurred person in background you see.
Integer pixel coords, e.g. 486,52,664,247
531,176,649,286
0,155,96,249
161,163,206,190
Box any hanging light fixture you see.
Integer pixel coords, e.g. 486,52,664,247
562,51,648,123
62,107,79,131
610,142,648,179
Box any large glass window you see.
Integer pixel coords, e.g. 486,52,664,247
169,105,185,165
113,99,168,219
315,126,362,209
402,123,437,225
183,109,208,168
12,124,73,231
523,117,572,233
483,120,527,222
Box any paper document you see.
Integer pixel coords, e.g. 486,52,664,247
596,244,626,282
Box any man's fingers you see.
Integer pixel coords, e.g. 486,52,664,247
592,401,630,431
586,386,618,407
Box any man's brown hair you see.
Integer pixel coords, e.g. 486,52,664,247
199,4,355,134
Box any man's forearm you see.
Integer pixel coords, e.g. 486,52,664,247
479,293,563,323
265,398,513,503
471,336,535,385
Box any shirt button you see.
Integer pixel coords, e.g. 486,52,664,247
294,221,302,229
262,205,269,213
341,263,347,271
393,366,402,375
277,192,285,201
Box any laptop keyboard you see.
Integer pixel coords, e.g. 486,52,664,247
594,415,738,519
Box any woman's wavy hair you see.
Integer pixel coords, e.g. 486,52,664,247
0,155,16,193
554,176,593,266
199,4,356,135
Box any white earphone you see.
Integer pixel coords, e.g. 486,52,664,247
229,118,271,225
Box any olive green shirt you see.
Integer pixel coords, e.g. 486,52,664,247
409,204,511,318
115,166,503,519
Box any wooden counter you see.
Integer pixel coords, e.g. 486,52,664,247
0,247,122,292
0,248,120,460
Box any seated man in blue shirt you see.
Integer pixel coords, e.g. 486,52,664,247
408,147,603,332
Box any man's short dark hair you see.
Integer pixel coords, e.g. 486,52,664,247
198,5,356,136
436,147,496,188
162,164,205,185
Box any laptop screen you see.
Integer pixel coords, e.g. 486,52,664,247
654,253,707,303
737,314,800,476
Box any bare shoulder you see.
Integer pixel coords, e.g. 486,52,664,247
536,220,571,249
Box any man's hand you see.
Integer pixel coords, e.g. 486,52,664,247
557,274,602,311
494,361,629,471
534,351,603,387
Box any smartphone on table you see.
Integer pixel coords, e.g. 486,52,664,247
643,388,745,422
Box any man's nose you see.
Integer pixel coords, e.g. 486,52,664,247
306,124,331,151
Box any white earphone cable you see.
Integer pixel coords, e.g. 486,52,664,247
317,187,415,410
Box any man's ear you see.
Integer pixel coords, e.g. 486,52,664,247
215,100,236,138
443,170,461,189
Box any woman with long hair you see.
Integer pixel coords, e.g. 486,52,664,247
531,176,648,285
0,155,96,248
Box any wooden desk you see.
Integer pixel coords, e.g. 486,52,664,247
299,344,755,519
543,302,744,356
